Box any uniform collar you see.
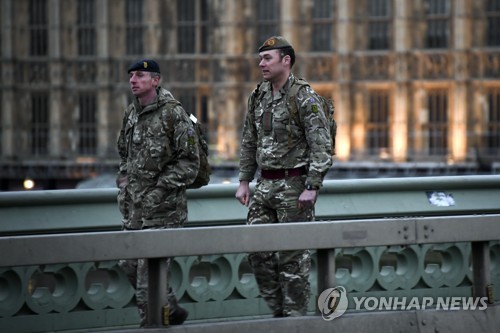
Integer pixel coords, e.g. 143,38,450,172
262,73,295,98
133,86,172,115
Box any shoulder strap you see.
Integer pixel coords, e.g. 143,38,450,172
287,78,310,128
120,104,136,159
122,103,136,127
161,99,183,138
286,78,314,149
125,103,134,117
249,81,267,112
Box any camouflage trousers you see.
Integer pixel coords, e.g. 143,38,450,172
118,256,179,326
117,183,188,326
246,175,313,317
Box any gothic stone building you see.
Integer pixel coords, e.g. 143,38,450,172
0,0,499,190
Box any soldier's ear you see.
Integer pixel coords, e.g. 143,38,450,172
283,55,291,65
152,75,160,86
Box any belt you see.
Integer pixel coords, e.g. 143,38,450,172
261,167,307,180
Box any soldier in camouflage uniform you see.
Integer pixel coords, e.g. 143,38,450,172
116,59,199,327
235,37,333,317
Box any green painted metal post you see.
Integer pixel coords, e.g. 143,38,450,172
316,249,336,313
147,258,169,327
471,241,491,300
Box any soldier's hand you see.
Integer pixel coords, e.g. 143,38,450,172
297,189,317,209
116,175,129,189
235,181,251,206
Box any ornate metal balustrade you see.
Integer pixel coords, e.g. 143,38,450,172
0,176,499,332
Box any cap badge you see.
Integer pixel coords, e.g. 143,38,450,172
265,38,276,47
143,62,148,69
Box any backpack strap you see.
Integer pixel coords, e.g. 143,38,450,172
250,79,310,149
286,78,310,148
248,81,266,113
161,99,183,143
162,99,180,121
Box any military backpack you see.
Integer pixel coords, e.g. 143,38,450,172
164,100,211,189
186,111,211,188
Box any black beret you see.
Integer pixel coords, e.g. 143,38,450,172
258,36,293,52
127,59,160,74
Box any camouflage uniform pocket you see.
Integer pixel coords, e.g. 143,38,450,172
262,111,273,134
286,174,307,195
142,187,176,221
118,186,143,230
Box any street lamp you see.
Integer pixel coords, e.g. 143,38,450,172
23,178,35,190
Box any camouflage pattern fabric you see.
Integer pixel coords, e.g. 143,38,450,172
116,87,199,227
246,176,313,316
116,87,199,324
239,74,332,187
238,74,332,317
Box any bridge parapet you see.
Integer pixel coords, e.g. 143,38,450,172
0,176,499,332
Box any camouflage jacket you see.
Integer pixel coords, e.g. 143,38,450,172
238,74,332,188
117,87,200,191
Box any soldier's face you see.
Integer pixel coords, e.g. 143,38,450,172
129,71,159,98
259,50,286,82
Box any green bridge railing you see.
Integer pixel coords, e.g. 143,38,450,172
0,175,499,332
